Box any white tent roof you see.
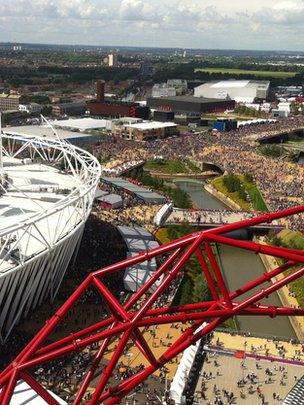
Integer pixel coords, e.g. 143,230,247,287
1,380,66,404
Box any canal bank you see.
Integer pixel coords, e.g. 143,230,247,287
174,177,297,339
258,240,304,341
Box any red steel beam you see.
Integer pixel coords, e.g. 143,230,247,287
0,206,304,404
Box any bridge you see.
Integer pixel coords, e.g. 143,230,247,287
166,208,283,231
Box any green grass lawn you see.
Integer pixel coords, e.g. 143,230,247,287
212,175,268,212
268,229,304,307
145,159,200,174
241,176,268,212
212,177,251,210
194,67,297,78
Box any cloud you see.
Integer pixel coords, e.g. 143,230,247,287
0,0,303,50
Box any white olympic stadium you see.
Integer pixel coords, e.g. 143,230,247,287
0,123,100,343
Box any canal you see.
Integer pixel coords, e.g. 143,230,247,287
174,178,296,339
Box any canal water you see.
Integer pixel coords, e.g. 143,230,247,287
174,178,296,339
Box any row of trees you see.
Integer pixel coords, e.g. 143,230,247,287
166,225,212,306
223,172,247,201
128,168,192,209
234,105,265,118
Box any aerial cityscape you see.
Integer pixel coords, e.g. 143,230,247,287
0,1,304,404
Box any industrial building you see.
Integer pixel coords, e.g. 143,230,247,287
88,80,150,119
114,120,178,141
147,95,235,115
52,101,86,116
194,80,270,103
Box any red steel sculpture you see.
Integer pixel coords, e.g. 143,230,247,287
1,205,304,404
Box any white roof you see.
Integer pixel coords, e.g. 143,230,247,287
211,80,250,88
50,118,109,130
125,121,176,130
5,125,92,140
1,380,66,404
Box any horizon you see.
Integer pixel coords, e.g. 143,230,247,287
1,40,303,55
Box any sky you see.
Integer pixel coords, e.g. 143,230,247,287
0,0,304,51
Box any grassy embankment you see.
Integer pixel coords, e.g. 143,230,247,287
145,159,201,175
156,225,237,330
194,67,296,78
212,174,268,212
267,229,304,306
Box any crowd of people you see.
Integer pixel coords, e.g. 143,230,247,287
167,208,266,227
94,115,304,231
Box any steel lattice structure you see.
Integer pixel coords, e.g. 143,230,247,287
1,205,304,404
0,127,100,343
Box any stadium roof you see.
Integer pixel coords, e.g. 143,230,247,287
0,155,80,274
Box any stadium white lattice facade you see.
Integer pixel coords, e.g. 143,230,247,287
0,128,100,343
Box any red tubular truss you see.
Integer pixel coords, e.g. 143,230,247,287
1,206,304,404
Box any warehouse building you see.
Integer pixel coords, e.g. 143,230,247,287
194,80,270,103
147,95,235,115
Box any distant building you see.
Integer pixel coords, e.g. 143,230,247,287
167,79,188,95
153,111,175,122
0,94,24,112
114,121,178,141
147,95,235,115
51,96,72,104
52,101,86,116
108,54,118,67
88,80,150,119
152,80,187,98
194,80,270,103
19,103,43,114
152,84,177,98
140,62,155,77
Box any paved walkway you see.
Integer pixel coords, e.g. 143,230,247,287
195,352,304,404
212,331,304,363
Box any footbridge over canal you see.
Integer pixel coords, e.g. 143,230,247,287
166,208,284,233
